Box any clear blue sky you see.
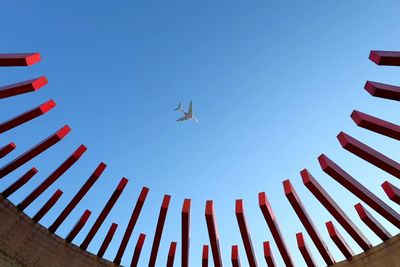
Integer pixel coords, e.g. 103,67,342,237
1,1,400,266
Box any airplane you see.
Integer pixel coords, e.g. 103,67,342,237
174,101,198,122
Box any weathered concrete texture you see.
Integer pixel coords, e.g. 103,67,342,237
0,196,117,267
332,233,400,267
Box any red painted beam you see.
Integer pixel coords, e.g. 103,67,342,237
351,110,400,141
338,131,400,179
2,167,38,198
0,143,16,159
364,81,400,101
97,223,118,258
17,145,87,211
296,232,316,267
0,125,71,179
131,233,146,267
354,203,392,241
0,77,47,99
263,241,276,267
369,50,400,66
65,209,91,243
0,100,56,134
80,177,128,250
49,162,106,233
326,221,354,259
231,245,241,267
205,200,223,267
114,186,149,265
283,179,335,265
258,192,294,267
0,53,41,67
382,181,400,205
301,169,372,251
148,194,171,267
235,199,258,267
318,154,400,228
181,198,191,267
202,245,209,267
32,189,63,223
167,241,177,267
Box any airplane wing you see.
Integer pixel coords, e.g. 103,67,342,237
176,116,188,122
188,101,193,115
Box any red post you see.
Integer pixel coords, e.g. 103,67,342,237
235,199,257,267
0,125,71,179
355,203,392,241
130,233,146,267
17,145,87,211
2,167,38,198
318,154,400,228
205,200,223,267
351,110,400,141
202,245,209,267
49,162,106,233
0,53,41,67
263,241,276,267
296,232,316,267
114,186,149,264
80,177,128,250
231,245,241,267
0,143,16,159
382,181,400,205
326,221,354,259
181,198,191,267
0,100,56,134
65,209,91,243
369,50,400,66
283,179,335,265
364,81,400,101
338,131,400,179
301,169,372,251
258,192,294,267
32,189,63,222
0,77,48,99
97,223,118,258
148,194,171,267
167,241,177,267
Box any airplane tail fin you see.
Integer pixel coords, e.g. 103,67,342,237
174,102,182,111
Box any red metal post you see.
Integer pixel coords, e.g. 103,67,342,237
231,245,241,267
65,209,91,243
114,186,149,264
354,203,392,241
351,110,400,141
0,143,16,159
97,223,118,258
0,125,71,179
130,233,146,267
382,181,400,205
235,199,258,267
0,100,56,134
263,241,276,267
364,81,400,101
167,241,177,267
181,198,191,267
0,53,41,67
258,192,294,267
296,232,316,267
283,179,335,265
301,169,372,251
17,145,87,211
80,177,128,250
32,189,63,222
338,131,400,179
326,221,354,259
205,200,223,267
202,245,209,267
148,194,171,267
49,162,106,233
2,167,38,198
369,50,400,66
318,154,400,228
0,77,48,99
